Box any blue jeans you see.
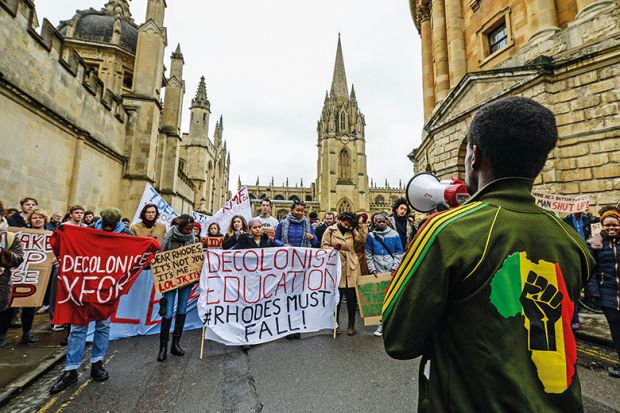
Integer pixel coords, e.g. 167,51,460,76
161,285,192,319
65,319,110,371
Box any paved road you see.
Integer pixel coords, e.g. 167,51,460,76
2,321,619,413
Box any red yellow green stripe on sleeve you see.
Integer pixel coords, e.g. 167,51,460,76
382,201,486,319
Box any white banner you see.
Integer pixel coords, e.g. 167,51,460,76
131,183,179,228
198,247,341,345
200,186,252,236
532,191,590,214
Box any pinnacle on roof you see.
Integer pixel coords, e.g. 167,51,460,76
171,43,183,60
350,84,356,99
330,34,349,99
102,0,133,22
191,76,210,109
219,115,224,130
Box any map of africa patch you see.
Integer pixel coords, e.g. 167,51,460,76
490,252,576,394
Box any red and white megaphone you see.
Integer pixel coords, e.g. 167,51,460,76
405,173,470,213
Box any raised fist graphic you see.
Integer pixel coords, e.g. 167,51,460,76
519,271,564,351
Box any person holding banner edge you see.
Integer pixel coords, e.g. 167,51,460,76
157,214,198,362
222,215,249,250
321,212,365,336
234,218,283,249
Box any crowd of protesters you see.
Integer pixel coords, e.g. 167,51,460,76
0,190,618,396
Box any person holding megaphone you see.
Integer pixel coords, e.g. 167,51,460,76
382,97,594,412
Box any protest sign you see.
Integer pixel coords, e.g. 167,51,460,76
531,192,590,214
150,243,204,293
198,247,341,345
86,269,203,342
591,222,602,237
192,211,211,233
8,227,54,308
51,225,160,326
355,273,392,326
201,187,252,237
203,237,223,249
131,183,179,228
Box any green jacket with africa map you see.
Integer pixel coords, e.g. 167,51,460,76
382,177,595,412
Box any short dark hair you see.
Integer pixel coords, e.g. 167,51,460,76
20,197,38,206
69,205,85,213
468,96,558,179
84,210,94,216
290,199,305,210
139,203,160,221
392,197,410,215
176,214,195,228
261,198,272,206
309,212,318,219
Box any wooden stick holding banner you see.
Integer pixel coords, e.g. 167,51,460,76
333,306,337,339
200,324,206,360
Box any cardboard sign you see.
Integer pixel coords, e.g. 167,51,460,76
532,192,590,214
151,243,205,293
203,237,223,249
591,222,602,237
355,273,392,326
9,227,55,308
198,247,342,345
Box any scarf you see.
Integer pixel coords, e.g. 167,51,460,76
281,213,312,248
161,226,196,251
94,218,125,233
394,215,408,248
142,218,157,229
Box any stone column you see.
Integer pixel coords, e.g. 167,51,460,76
444,0,467,88
528,0,559,42
576,0,616,19
431,0,450,101
417,5,435,120
67,136,85,208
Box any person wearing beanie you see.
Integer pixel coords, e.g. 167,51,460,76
156,214,198,362
193,222,202,238
50,207,133,394
130,204,167,243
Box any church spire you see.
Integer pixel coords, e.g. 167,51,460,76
330,34,349,99
191,76,210,109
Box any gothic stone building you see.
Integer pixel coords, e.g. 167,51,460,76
408,0,619,209
0,0,230,216
244,37,404,219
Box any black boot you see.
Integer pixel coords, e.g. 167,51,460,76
90,361,109,381
50,370,78,394
158,318,172,361
170,314,186,356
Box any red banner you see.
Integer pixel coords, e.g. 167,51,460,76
51,225,161,326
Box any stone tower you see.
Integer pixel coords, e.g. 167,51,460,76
316,35,368,213
185,76,211,211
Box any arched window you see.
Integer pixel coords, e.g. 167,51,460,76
375,195,385,205
338,148,351,181
289,195,300,202
276,209,288,219
274,194,285,201
259,194,267,199
337,198,353,213
339,110,347,131
248,193,256,200
305,195,313,201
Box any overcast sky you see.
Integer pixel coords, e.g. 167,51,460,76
36,0,423,191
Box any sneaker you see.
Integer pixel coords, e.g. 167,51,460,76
609,366,620,379
51,324,65,332
50,370,78,394
36,305,50,314
374,325,383,337
21,333,39,344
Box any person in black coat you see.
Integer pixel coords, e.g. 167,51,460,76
222,215,249,250
234,219,283,249
588,208,620,378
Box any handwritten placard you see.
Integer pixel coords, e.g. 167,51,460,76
151,243,205,293
355,273,392,326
